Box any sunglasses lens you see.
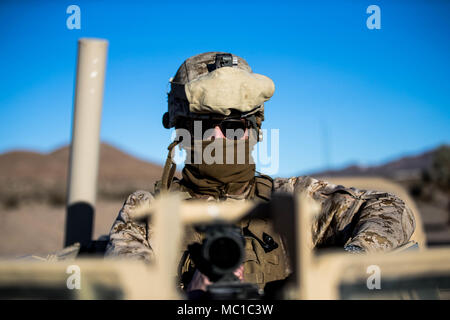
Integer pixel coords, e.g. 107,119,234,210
221,120,247,139
190,119,248,140
195,120,218,136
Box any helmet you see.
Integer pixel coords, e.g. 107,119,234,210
163,52,275,130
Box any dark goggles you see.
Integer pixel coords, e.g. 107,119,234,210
187,118,250,140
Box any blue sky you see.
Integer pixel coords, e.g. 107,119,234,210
0,0,449,177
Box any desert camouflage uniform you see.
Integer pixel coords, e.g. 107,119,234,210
105,175,416,289
105,51,416,289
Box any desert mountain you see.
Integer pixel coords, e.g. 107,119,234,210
309,146,442,182
1,143,448,208
0,143,167,207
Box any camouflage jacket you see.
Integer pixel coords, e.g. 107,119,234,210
105,176,416,288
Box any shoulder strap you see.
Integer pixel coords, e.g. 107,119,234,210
253,173,273,201
154,178,194,200
160,140,181,191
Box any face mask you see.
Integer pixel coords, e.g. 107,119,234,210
181,139,256,197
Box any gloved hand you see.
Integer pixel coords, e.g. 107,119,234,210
187,265,244,292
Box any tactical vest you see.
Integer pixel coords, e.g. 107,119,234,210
159,174,292,291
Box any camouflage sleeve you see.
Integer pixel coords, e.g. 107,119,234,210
273,176,416,253
345,189,416,253
104,190,155,262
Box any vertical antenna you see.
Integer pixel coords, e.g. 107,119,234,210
65,38,108,247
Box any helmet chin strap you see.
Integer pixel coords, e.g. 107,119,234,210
160,139,181,190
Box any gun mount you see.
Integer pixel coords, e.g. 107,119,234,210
0,191,450,299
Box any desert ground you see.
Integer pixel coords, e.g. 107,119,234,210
0,200,122,257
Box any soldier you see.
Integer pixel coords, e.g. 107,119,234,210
105,52,416,294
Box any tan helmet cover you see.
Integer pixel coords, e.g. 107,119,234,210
165,52,274,129
185,66,275,116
